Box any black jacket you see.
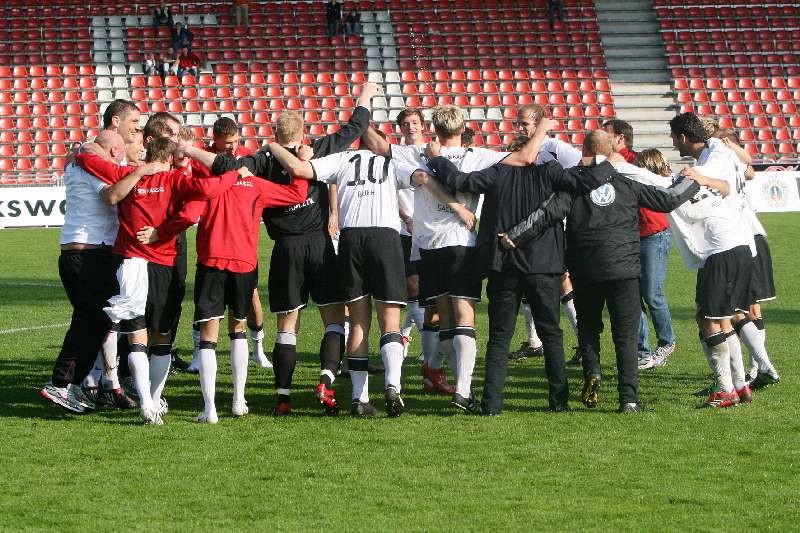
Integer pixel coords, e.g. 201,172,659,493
208,105,370,239
426,157,617,276
506,173,700,286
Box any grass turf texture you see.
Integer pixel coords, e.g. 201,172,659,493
1,217,798,531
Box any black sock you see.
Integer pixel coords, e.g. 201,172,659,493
273,342,297,391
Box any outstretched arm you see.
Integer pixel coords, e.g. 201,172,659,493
412,170,476,230
313,82,379,156
634,175,701,212
268,142,315,179
100,162,170,204
679,166,730,197
501,117,557,167
501,191,574,248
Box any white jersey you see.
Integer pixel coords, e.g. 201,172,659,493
617,161,749,270
536,137,582,169
391,144,507,249
311,150,415,233
397,189,414,237
59,162,119,245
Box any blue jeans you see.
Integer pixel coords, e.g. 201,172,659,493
638,229,675,352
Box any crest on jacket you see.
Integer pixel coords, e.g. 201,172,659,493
590,183,616,206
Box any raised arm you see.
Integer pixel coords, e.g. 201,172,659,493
502,190,575,248
313,82,378,156
679,166,730,197
426,154,502,194
501,117,557,167
361,126,391,157
100,162,170,205
268,142,315,179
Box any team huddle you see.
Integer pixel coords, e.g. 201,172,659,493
39,81,781,423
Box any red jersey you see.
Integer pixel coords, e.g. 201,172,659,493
620,147,671,237
160,173,309,272
77,154,237,266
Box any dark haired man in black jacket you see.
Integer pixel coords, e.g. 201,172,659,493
423,122,622,415
501,130,700,413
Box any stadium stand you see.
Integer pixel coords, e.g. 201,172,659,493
0,0,613,185
656,1,800,159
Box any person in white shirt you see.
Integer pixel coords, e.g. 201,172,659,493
512,104,583,364
40,130,153,414
268,141,462,417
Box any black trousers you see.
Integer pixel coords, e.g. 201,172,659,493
573,278,641,405
482,270,567,414
51,249,119,387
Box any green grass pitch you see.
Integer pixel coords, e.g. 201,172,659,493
1,215,798,530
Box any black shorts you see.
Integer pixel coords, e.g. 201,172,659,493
749,234,776,303
268,232,342,313
337,227,407,305
400,234,419,277
194,264,258,323
119,262,182,334
418,245,483,307
695,245,752,319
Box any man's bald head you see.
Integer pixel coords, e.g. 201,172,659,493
583,130,613,158
95,130,126,163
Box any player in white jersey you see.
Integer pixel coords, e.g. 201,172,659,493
268,141,460,417
363,104,538,410
512,104,583,364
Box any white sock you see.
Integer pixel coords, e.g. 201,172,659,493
149,350,171,405
523,304,542,347
437,330,455,372
350,369,369,402
249,325,270,368
561,294,579,336
101,330,120,389
82,352,104,388
198,346,217,414
706,334,733,393
380,333,404,392
738,321,776,375
128,350,153,409
725,332,747,390
421,326,440,367
453,328,477,397
231,336,249,404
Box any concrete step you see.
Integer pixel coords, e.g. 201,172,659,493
596,20,661,33
610,83,673,96
624,120,677,134
595,0,654,11
615,108,677,121
602,34,663,46
606,70,672,83
596,11,657,23
613,96,676,108
606,58,667,70
634,133,675,147
605,46,664,59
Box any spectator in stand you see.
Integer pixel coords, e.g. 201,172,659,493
546,0,564,25
326,0,342,38
153,6,173,28
159,49,178,77
233,0,250,27
344,9,361,36
143,52,158,76
171,22,194,54
176,47,201,78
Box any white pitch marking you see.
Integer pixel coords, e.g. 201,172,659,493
0,323,70,335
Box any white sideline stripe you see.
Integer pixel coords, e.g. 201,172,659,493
0,282,61,288
0,323,70,335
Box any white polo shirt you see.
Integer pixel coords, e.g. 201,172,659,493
59,162,119,246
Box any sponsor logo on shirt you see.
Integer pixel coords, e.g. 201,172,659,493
235,180,254,188
136,186,164,195
285,197,314,212
590,183,615,206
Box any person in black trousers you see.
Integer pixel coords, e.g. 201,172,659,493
500,130,700,413
424,120,621,414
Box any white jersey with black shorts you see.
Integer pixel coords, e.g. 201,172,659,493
311,150,417,305
391,144,508,306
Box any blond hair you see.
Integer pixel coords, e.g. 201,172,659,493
635,149,672,177
276,111,304,144
178,125,195,142
431,105,465,139
699,117,719,138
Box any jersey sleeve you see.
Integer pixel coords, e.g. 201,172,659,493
176,168,238,201
310,152,347,183
310,105,370,157
255,177,310,209
553,139,583,169
159,200,207,241
76,153,135,184
393,161,417,190
389,144,420,166
472,147,509,166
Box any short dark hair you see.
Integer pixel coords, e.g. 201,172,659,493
143,112,180,142
396,108,425,127
145,136,177,163
102,99,138,129
213,117,239,138
461,126,475,147
602,119,634,146
669,112,709,143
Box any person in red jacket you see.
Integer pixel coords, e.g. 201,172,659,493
604,119,677,369
142,161,309,423
77,136,240,424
